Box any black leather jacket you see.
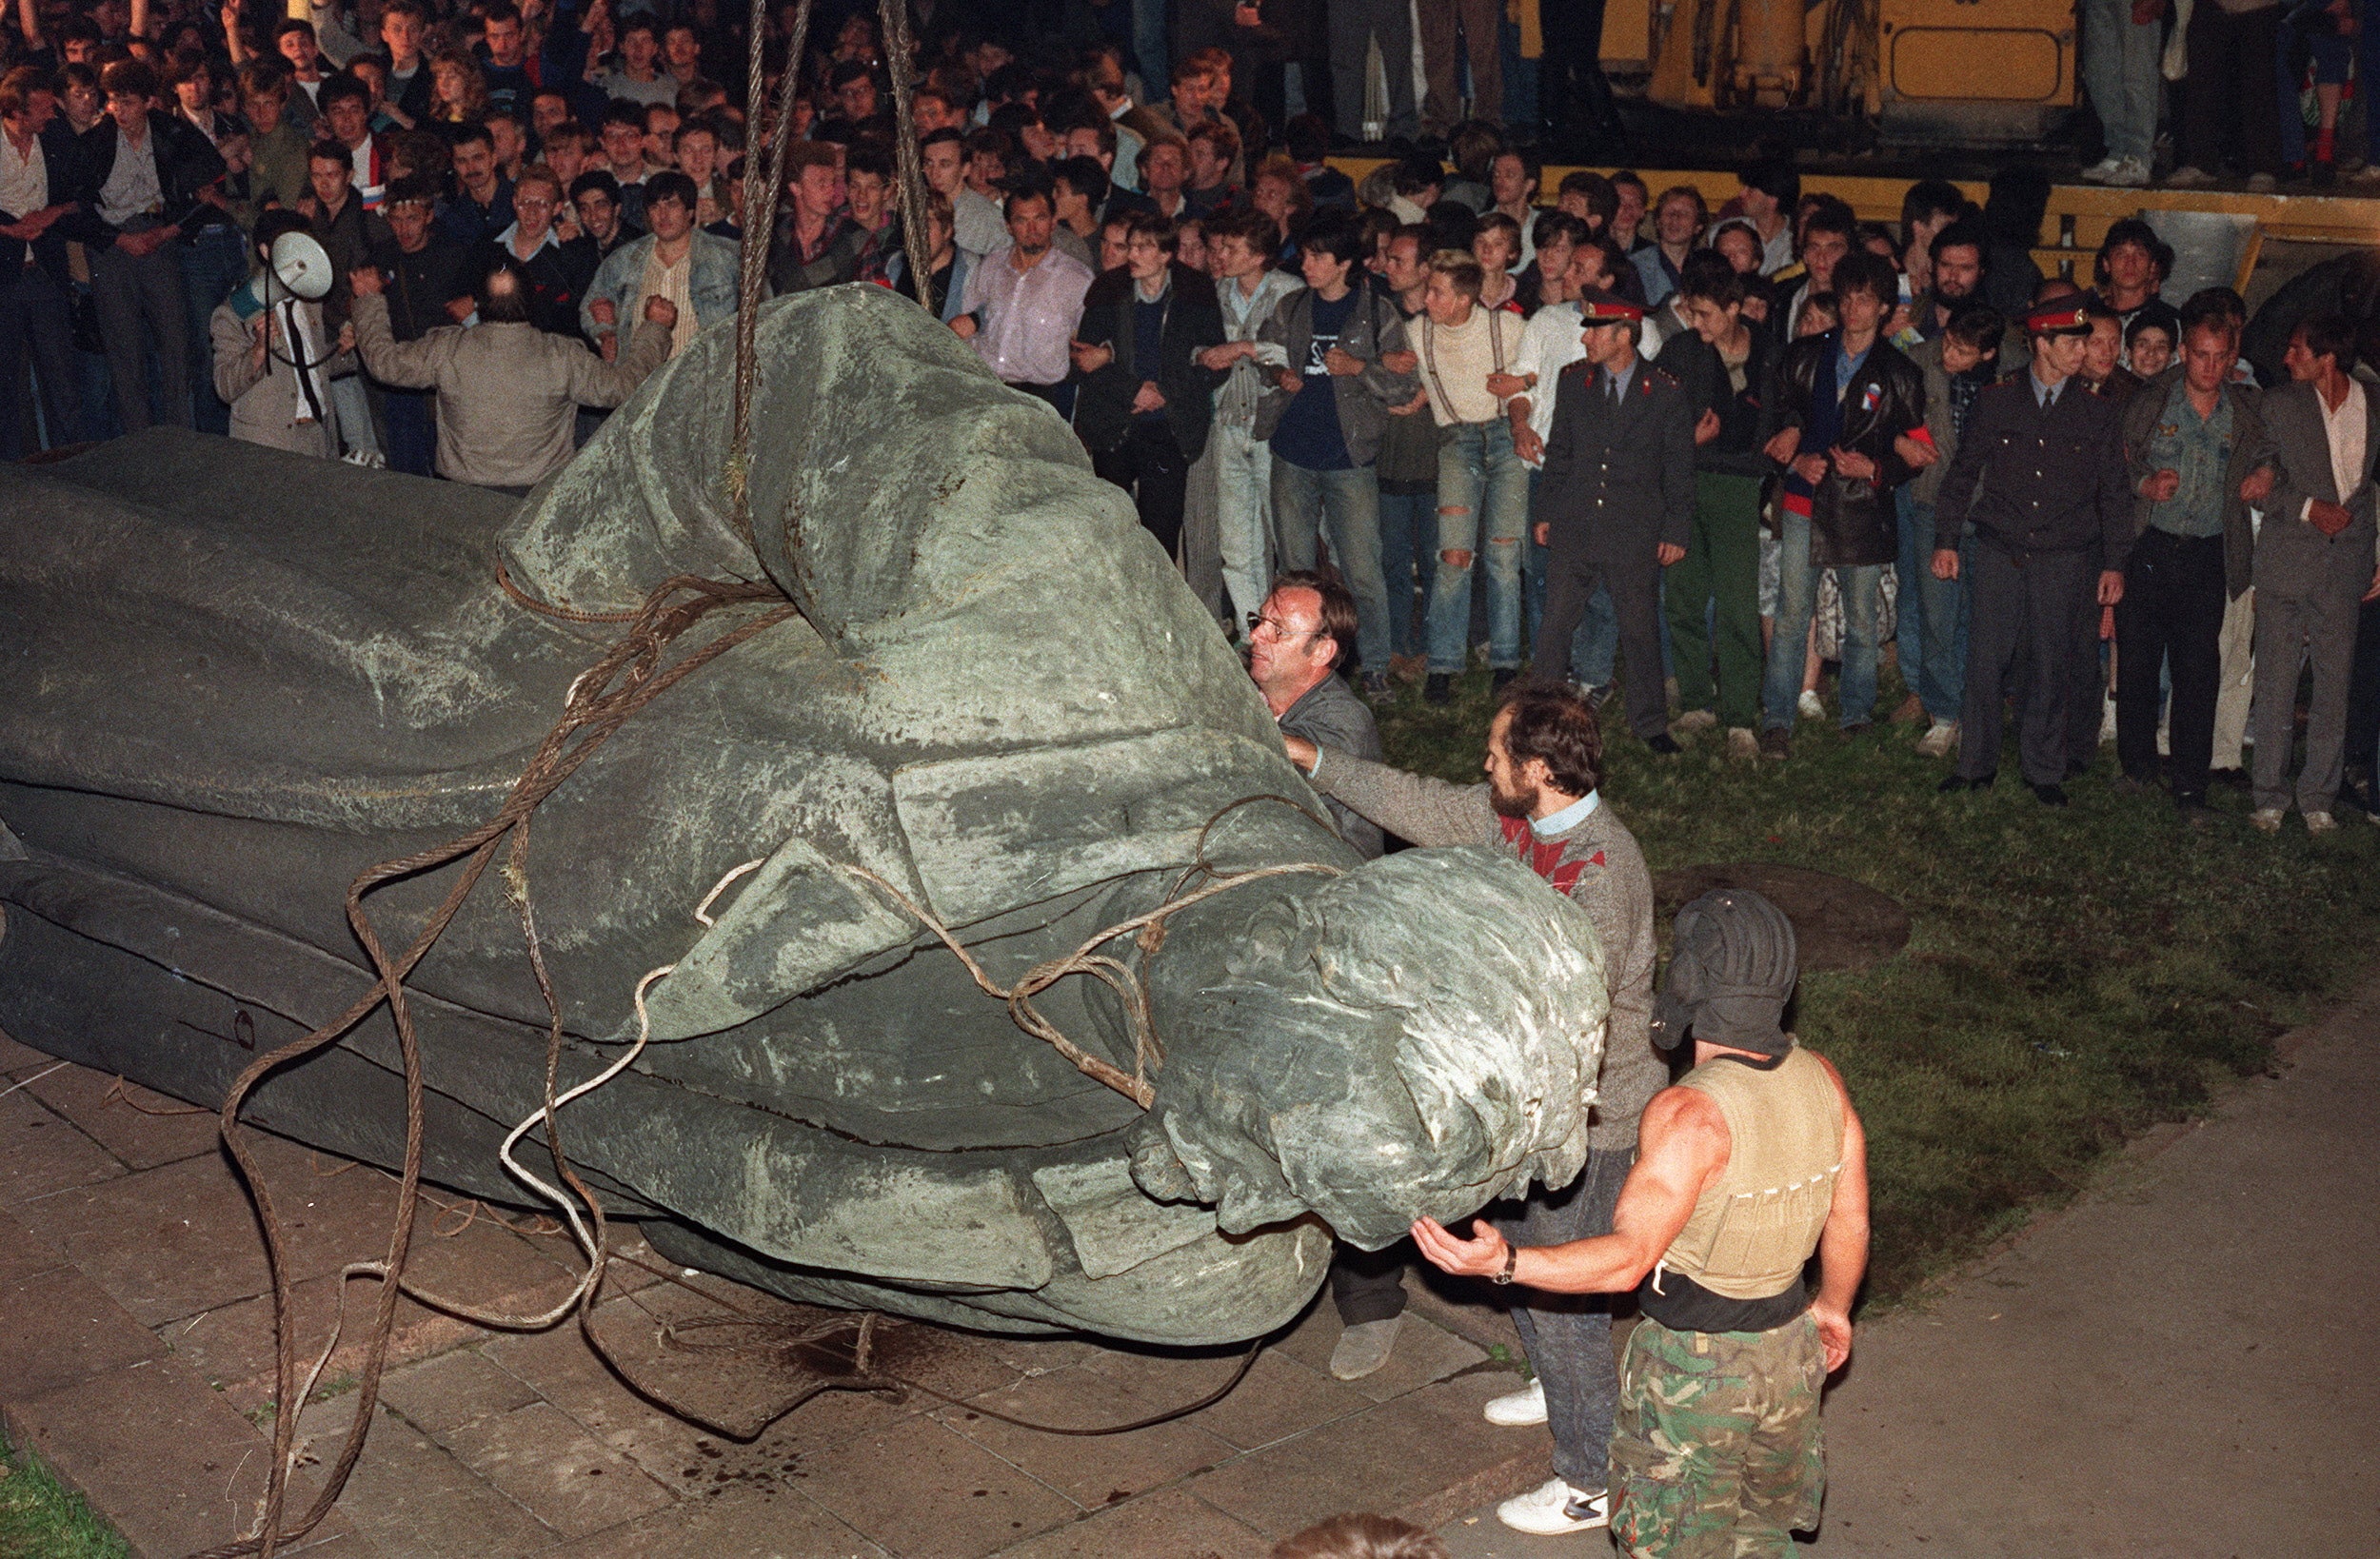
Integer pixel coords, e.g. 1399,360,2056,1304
1070,262,1225,463
70,112,228,242
1764,331,1929,567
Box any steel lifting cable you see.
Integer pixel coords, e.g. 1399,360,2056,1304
730,0,815,541
192,578,795,1559
201,11,1339,1541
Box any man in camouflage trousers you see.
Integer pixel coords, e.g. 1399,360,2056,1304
1411,888,1870,1558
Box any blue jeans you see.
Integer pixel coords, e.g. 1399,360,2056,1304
1378,488,1437,659
1763,512,1880,730
180,225,248,437
2278,17,2353,165
1491,1147,1634,1492
1428,419,1528,674
1275,458,1392,674
1897,493,1972,723
2080,0,2161,164
1212,420,1273,623
1525,468,1616,683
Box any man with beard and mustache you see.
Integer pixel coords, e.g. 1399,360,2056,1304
1920,220,1993,346
1279,684,1660,1539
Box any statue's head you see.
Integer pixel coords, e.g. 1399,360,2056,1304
1130,848,1608,1249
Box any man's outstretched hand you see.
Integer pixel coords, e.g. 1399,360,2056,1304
1411,1215,1511,1279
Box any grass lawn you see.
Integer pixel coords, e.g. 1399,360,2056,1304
0,1430,124,1559
1375,666,2379,1308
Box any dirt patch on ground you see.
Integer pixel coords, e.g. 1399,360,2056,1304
1653,863,1911,974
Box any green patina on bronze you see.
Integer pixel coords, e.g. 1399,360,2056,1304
0,287,1609,1343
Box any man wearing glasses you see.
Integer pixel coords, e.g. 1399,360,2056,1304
1251,569,1384,860
476,165,586,338
1247,568,1408,1384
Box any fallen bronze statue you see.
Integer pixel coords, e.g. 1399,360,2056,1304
0,286,1609,1352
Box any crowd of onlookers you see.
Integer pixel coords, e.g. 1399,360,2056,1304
0,0,2375,823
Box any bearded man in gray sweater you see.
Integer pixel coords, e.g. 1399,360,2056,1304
1279,684,1661,1537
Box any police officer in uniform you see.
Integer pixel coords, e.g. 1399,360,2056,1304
1530,289,1696,752
1932,300,2133,804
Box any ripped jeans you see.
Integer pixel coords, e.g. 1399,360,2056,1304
1426,418,1530,674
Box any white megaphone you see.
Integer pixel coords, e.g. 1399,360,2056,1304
268,229,335,302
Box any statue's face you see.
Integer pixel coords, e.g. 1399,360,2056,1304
1139,852,1610,1248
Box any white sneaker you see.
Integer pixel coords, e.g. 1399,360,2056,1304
1725,726,1759,760
1798,689,1826,721
2306,811,2338,835
2166,165,2217,187
1497,1477,1611,1535
2079,155,2126,183
1673,708,1718,735
1915,719,1959,760
1482,1379,1548,1426
2250,807,2285,833
2247,171,2278,192
2108,157,2152,187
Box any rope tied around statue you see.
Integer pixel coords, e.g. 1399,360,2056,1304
204,561,1350,1558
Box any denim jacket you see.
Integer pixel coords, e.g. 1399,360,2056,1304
1213,266,1302,431
580,229,741,346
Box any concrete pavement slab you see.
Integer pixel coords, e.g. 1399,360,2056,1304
438,1400,676,1538
933,1360,1238,1510
0,1076,125,1205
3,1354,369,1559
22,1061,224,1170
982,1486,1271,1559
0,1261,166,1404
1086,1343,1370,1453
794,1411,1081,1559
290,1392,555,1559
544,1482,887,1559
1267,1305,1493,1404
0,1205,67,1286
1193,1372,1553,1538
377,1345,544,1438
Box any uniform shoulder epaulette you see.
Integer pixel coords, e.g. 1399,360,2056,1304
1559,359,1595,378
1644,365,1680,391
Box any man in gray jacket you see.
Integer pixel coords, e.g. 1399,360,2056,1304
1279,684,1660,1537
1256,212,1418,692
1248,569,1409,1380
2247,314,2380,832
351,260,674,493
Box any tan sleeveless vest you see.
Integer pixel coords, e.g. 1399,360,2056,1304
1655,1043,1845,1301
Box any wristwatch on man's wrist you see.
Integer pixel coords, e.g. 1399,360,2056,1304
1491,1242,1517,1285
